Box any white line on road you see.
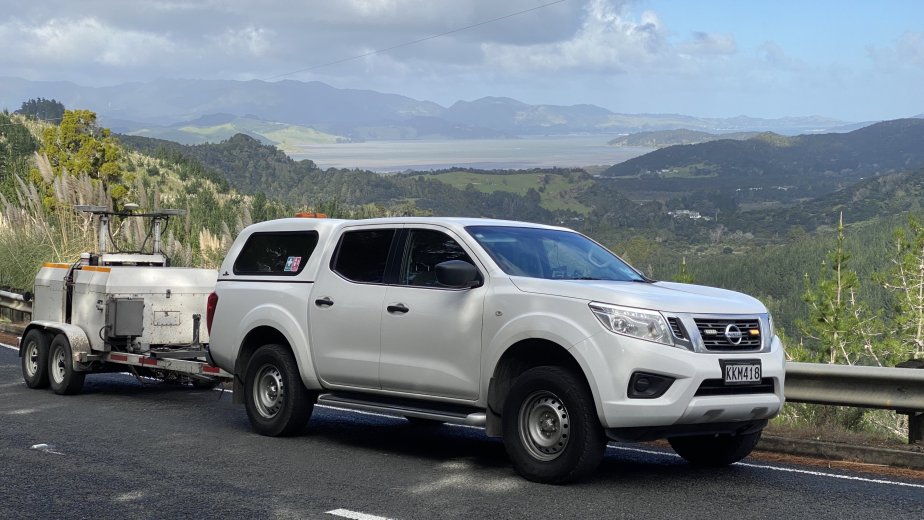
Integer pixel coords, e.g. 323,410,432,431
606,445,924,489
327,508,394,520
1,342,18,351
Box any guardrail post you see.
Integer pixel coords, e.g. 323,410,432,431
909,412,924,444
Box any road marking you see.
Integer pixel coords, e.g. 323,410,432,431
606,445,924,489
327,508,394,520
30,443,64,455
1,342,18,351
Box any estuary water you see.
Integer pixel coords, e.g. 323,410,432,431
288,136,653,172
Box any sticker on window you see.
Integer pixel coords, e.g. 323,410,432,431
284,256,302,272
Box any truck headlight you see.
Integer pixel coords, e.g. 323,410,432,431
589,303,672,346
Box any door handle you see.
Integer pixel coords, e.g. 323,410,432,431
315,297,334,307
386,303,409,314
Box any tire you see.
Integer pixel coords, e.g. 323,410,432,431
243,344,314,437
668,430,762,467
502,366,605,484
21,329,50,389
48,335,86,395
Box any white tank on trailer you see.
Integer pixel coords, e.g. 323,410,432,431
70,265,217,352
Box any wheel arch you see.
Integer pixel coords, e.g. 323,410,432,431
485,338,595,437
21,321,91,367
232,324,320,403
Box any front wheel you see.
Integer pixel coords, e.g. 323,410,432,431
48,335,85,395
21,330,50,389
243,344,314,436
502,366,605,484
668,430,762,467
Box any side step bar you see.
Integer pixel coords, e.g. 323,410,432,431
317,393,486,427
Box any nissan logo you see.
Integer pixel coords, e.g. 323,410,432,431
724,324,744,345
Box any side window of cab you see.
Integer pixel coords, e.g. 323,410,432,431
331,228,397,283
400,229,479,287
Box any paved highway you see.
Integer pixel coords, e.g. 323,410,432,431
1,343,921,520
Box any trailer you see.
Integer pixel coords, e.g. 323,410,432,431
19,205,231,394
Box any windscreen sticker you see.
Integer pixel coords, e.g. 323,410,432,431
284,256,302,272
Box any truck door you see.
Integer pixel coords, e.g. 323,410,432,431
379,227,485,400
309,226,398,389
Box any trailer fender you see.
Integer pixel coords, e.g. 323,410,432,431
23,321,92,371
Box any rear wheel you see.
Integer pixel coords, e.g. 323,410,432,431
669,430,762,467
502,366,605,484
21,330,50,389
243,344,314,436
48,335,85,395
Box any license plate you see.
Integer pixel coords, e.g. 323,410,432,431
721,360,762,384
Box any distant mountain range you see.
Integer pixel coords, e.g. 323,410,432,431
601,118,924,204
0,76,877,141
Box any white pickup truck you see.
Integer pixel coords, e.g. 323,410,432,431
207,217,785,483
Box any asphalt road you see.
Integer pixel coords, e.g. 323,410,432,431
1,343,922,520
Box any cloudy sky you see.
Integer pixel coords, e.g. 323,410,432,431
1,0,921,121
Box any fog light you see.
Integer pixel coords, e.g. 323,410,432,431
628,372,675,399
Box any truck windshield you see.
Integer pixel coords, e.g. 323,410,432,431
466,226,646,282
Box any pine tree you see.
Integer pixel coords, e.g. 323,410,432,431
673,256,695,283
798,213,882,365
880,217,924,360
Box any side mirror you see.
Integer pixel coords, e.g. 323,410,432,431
435,260,482,288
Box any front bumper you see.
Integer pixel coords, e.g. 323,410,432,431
570,331,786,431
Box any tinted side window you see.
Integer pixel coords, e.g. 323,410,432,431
233,231,319,275
333,229,396,283
401,229,475,287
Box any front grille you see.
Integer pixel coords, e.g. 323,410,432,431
694,378,775,396
667,317,686,339
694,318,762,350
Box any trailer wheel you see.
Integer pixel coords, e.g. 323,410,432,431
244,344,314,436
48,335,85,395
21,330,50,389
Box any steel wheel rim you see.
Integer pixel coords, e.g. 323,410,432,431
23,341,39,378
253,364,285,419
51,346,66,384
518,390,570,461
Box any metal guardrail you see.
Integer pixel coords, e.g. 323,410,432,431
785,361,924,443
785,361,924,410
2,290,922,441
0,289,32,322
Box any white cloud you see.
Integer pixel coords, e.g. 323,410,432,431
213,26,272,57
679,32,737,56
758,41,808,72
868,31,924,72
0,17,176,67
479,0,738,76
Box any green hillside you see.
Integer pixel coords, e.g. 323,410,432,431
128,115,348,150
407,169,594,213
601,118,924,204
608,129,758,148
